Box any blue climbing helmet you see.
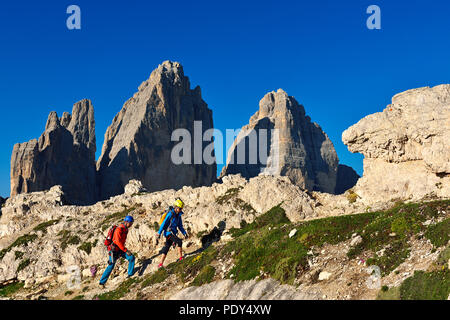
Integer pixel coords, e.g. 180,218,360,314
124,216,134,223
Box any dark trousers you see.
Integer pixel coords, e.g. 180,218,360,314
161,234,182,255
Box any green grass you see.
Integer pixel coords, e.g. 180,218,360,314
72,295,84,300
222,200,450,283
17,258,31,272
230,204,290,238
0,281,24,297
224,213,308,284
216,187,243,205
78,242,93,255
94,277,141,300
400,270,450,300
192,265,216,286
64,290,74,296
346,200,450,275
141,268,169,288
425,218,450,247
346,189,359,203
57,198,448,300
233,198,256,215
14,251,24,260
0,233,38,260
59,230,81,250
167,246,218,283
33,219,60,234
376,286,401,300
100,206,136,231
437,246,450,267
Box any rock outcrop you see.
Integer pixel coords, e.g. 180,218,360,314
10,100,96,205
0,185,64,238
220,89,339,194
97,61,216,200
343,84,450,203
170,278,323,300
124,180,148,196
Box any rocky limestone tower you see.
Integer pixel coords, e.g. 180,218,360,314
96,61,216,200
220,89,339,193
342,84,450,202
10,99,97,205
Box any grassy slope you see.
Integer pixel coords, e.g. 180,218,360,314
90,199,450,300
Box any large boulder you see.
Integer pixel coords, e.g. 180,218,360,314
342,84,450,202
10,99,96,205
220,89,339,193
96,61,217,200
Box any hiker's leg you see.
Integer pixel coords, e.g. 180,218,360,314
159,238,171,265
175,236,183,258
124,252,135,276
99,254,116,285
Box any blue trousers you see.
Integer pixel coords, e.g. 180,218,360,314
99,250,135,285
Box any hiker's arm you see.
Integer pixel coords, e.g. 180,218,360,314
179,219,187,237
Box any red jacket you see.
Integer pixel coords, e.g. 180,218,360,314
112,224,129,252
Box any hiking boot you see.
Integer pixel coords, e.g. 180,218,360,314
99,283,105,289
158,263,164,269
178,257,184,262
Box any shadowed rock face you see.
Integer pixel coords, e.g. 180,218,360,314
96,61,217,200
335,164,360,195
342,84,450,202
220,89,339,194
10,99,96,205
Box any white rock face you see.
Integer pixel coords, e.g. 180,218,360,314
0,185,64,238
318,271,332,281
343,85,450,203
350,235,363,247
124,180,147,196
170,278,323,300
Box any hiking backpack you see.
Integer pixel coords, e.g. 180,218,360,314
158,206,174,230
104,225,118,250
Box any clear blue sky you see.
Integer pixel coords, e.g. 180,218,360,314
1,0,449,198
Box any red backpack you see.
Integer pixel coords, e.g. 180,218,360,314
104,225,118,250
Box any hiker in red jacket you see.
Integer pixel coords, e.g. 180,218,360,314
99,216,135,286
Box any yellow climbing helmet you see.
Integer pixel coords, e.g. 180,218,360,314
174,199,184,209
